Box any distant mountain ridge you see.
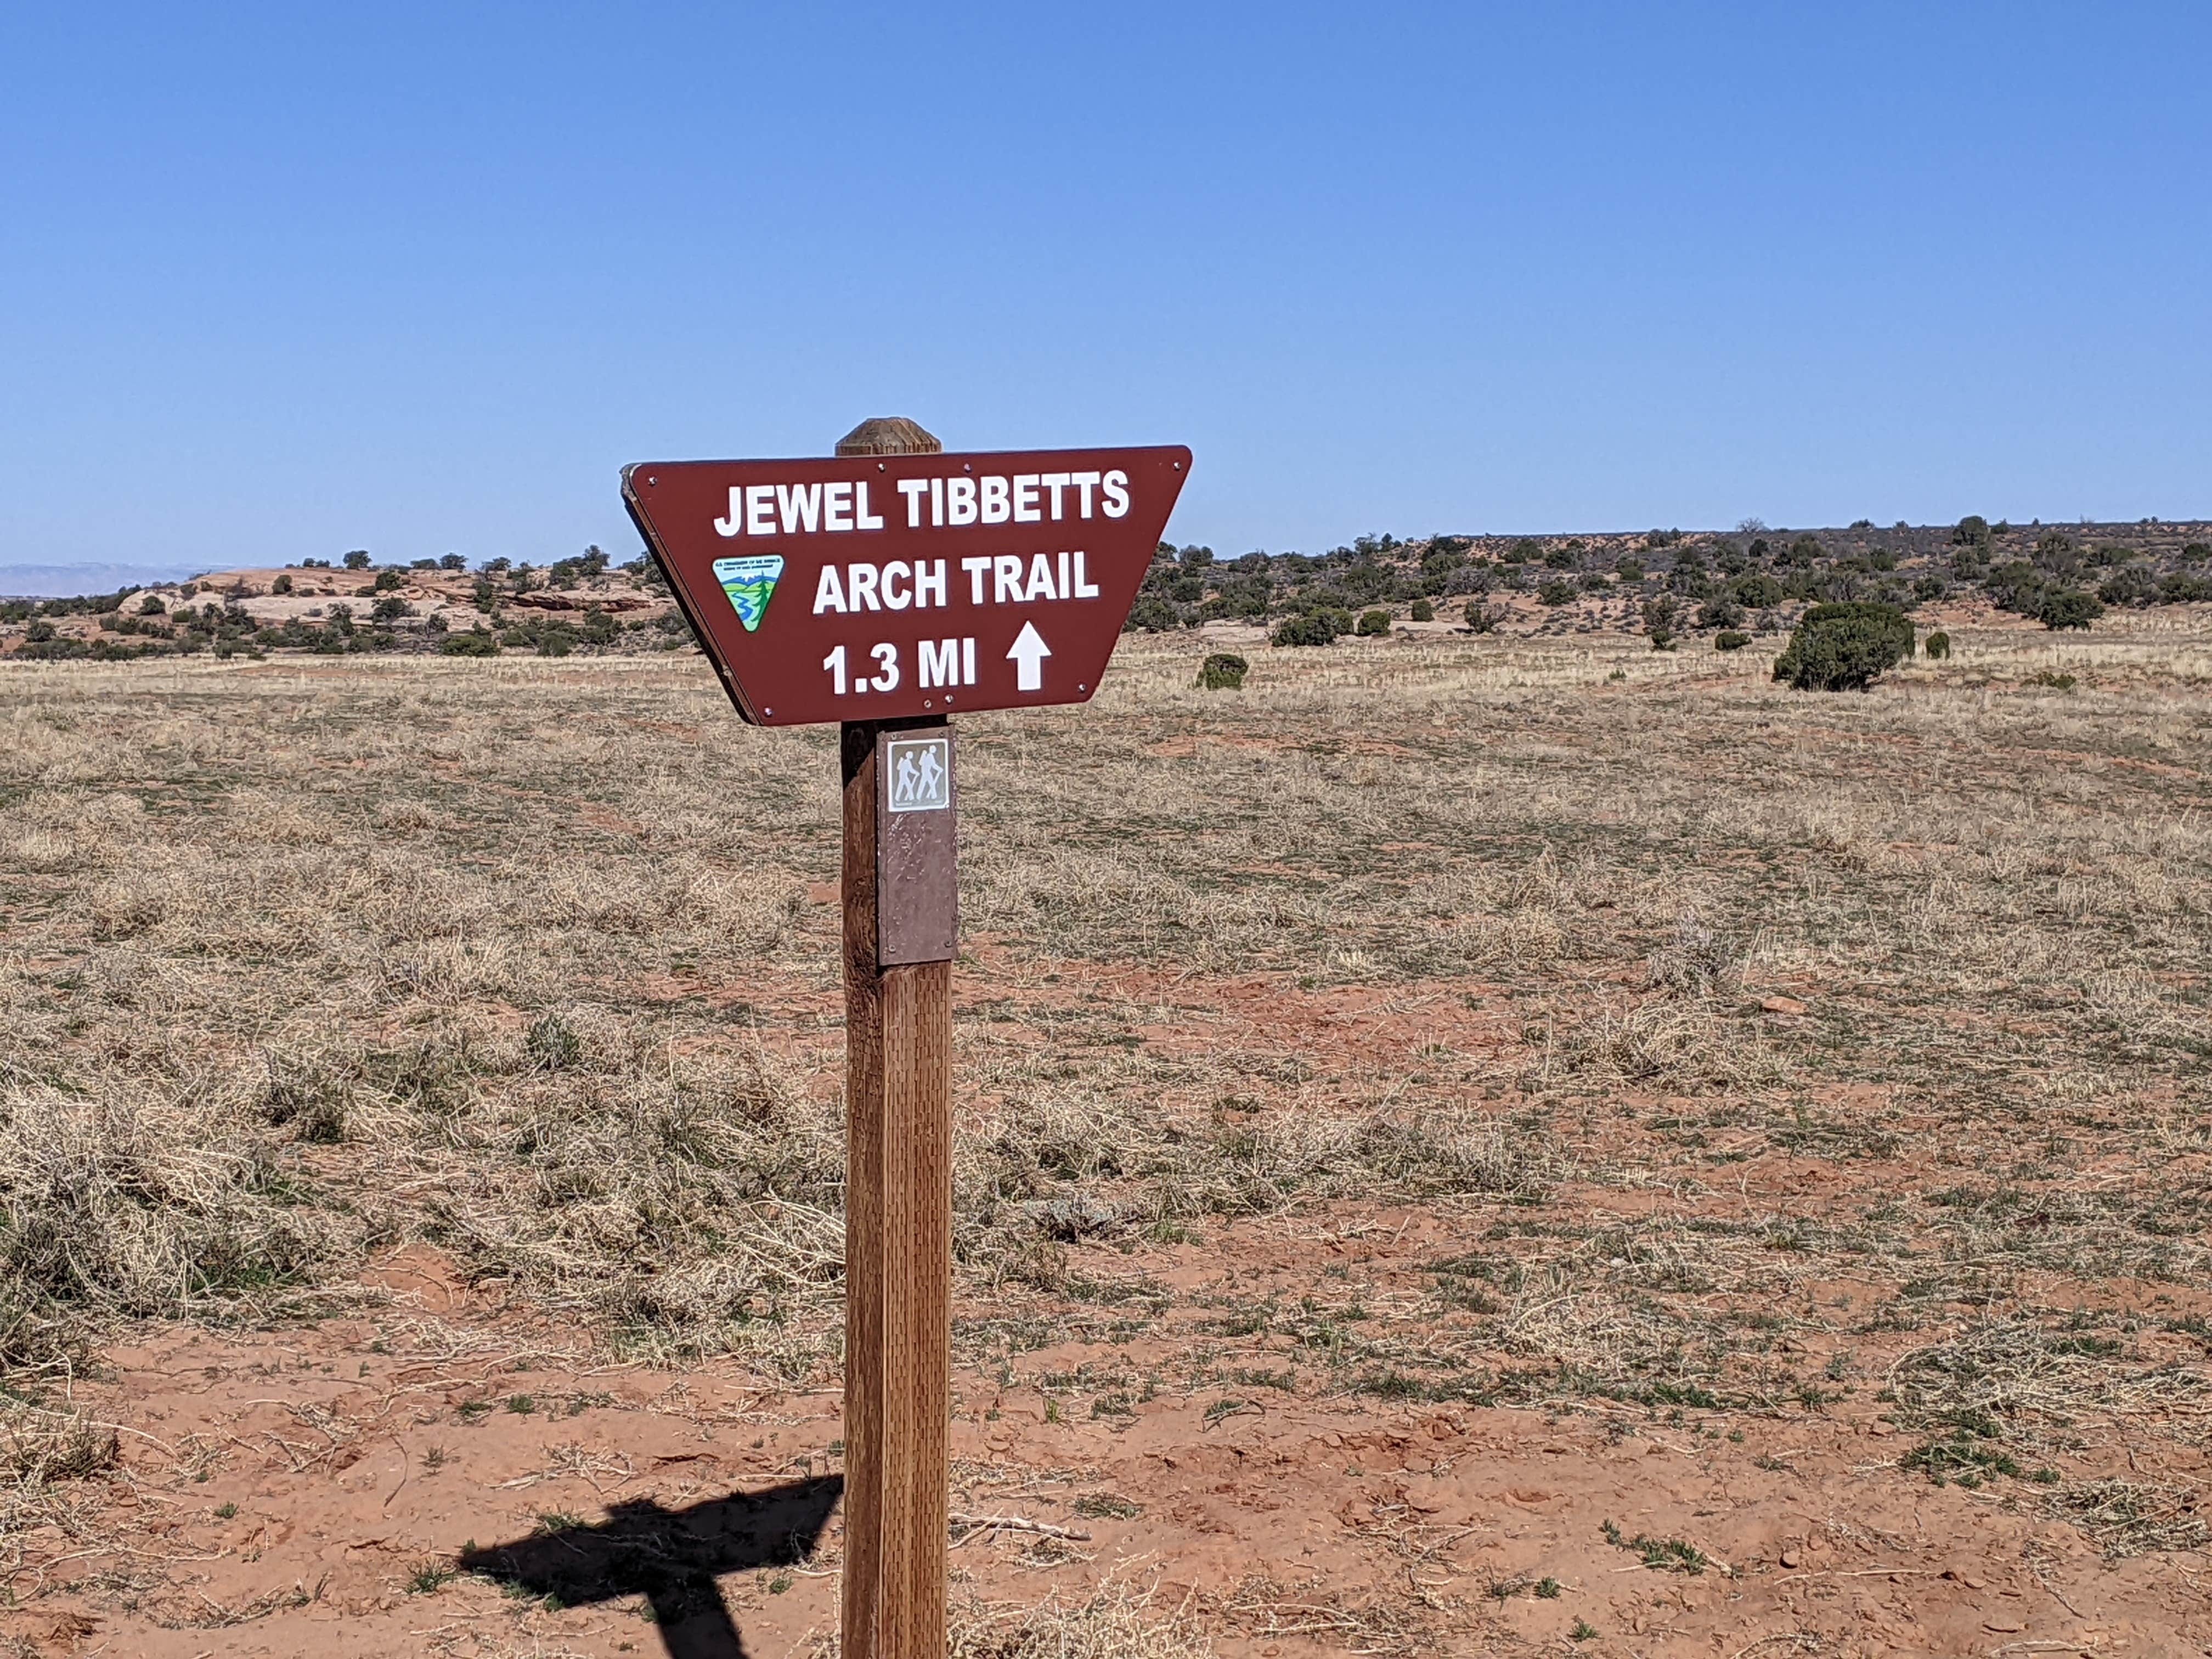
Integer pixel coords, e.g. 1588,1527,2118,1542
0,562,211,599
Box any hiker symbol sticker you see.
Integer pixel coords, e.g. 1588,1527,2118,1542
713,555,784,632
886,737,951,813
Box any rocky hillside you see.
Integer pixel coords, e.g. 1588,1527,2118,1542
4,518,2208,661
0,549,685,661
1130,517,2212,646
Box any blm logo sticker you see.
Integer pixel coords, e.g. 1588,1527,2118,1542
713,555,784,632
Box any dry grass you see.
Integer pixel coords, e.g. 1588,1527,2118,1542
946,1583,1212,1659
0,1071,360,1372
1,618,2209,1581
797,1581,1209,1659
2045,1479,2210,1559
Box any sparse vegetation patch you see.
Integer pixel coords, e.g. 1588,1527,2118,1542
1,623,2208,1651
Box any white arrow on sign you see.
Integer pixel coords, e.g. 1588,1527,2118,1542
1007,621,1051,692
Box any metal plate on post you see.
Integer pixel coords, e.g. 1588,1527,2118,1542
876,721,956,965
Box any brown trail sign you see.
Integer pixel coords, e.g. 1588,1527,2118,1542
623,419,1189,1659
622,438,1191,725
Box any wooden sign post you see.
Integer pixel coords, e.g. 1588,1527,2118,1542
622,422,1190,1659
834,417,953,1659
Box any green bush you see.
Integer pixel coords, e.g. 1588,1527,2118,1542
2035,588,2103,630
1982,561,2045,616
1272,608,1350,647
18,636,88,660
2097,566,2159,607
1695,596,1744,631
271,574,294,596
1714,630,1750,652
2160,572,2212,603
1196,652,1247,690
1408,598,1434,622
1463,601,1497,634
1355,608,1391,636
1536,579,1577,607
1614,557,1645,582
1731,573,1782,608
1925,630,1951,660
1121,595,1182,632
371,568,403,592
441,627,501,657
1772,601,1914,692
1951,515,1991,549
370,595,413,622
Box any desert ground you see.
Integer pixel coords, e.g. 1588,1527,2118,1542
1,620,2208,1658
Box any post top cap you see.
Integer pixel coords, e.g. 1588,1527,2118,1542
836,417,942,456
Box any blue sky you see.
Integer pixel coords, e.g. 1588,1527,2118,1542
3,3,2208,586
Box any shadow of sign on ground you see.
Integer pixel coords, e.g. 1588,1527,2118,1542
458,1476,843,1659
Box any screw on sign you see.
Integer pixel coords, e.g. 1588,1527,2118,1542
623,419,1188,1659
